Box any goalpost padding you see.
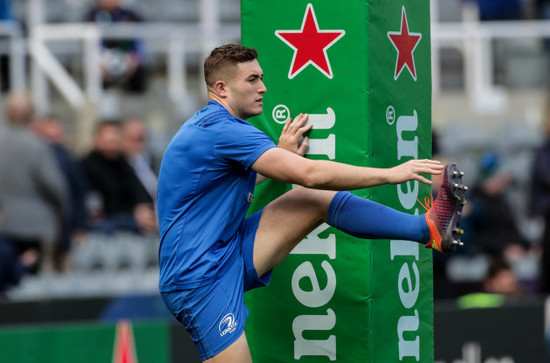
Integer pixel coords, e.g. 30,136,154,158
242,1,433,361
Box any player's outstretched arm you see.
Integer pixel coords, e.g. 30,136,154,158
252,147,443,190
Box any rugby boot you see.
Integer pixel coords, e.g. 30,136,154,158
421,163,467,253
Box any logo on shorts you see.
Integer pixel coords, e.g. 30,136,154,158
219,313,237,336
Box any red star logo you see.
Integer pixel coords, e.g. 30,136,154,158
387,7,422,81
275,4,345,79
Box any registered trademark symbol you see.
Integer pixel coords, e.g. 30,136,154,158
386,105,396,125
272,104,290,124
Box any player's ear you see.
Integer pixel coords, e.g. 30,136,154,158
213,80,229,98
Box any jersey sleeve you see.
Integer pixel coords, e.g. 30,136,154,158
215,120,277,170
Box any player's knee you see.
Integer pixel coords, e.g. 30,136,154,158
291,186,336,218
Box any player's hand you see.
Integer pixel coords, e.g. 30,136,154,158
386,159,444,185
277,113,313,156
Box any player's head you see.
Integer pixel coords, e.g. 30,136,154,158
204,44,267,120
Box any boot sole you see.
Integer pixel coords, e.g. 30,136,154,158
441,163,467,252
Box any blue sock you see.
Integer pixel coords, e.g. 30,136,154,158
326,191,430,243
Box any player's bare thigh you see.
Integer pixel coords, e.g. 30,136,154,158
253,187,337,277
203,332,252,363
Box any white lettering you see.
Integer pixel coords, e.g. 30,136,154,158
396,110,418,160
292,108,338,360
397,309,420,360
392,109,421,361
306,107,336,129
306,134,336,160
275,109,287,119
391,239,420,260
292,260,337,308
290,223,336,259
293,308,337,361
397,180,419,210
398,262,420,309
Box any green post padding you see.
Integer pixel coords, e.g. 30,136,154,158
242,0,433,361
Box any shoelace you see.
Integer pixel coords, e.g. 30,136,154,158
417,193,434,212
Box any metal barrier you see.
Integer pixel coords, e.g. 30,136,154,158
432,1,550,113
24,0,240,115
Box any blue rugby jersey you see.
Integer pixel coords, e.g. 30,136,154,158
157,101,276,291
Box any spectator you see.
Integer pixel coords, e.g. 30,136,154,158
31,116,88,272
458,257,524,309
121,118,158,204
0,93,69,272
483,257,524,296
85,0,148,93
463,151,529,257
80,121,156,234
529,111,550,294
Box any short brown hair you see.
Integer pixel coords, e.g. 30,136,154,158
204,44,258,87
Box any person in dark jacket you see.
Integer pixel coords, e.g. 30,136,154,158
81,121,156,235
463,152,529,258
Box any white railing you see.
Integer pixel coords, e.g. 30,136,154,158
31,22,240,110
24,0,239,114
431,1,550,113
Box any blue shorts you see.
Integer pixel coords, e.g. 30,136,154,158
161,210,272,360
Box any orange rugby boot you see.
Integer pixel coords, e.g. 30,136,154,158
419,162,467,253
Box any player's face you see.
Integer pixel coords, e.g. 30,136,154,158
226,60,267,120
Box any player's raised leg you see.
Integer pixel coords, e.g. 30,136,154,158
253,163,467,277
203,333,252,363
253,187,336,276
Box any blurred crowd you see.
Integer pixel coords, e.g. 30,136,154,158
0,0,156,296
431,104,550,302
0,92,159,296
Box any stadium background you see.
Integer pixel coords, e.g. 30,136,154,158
0,0,549,362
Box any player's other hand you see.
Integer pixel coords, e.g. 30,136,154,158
387,159,444,185
278,113,313,156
